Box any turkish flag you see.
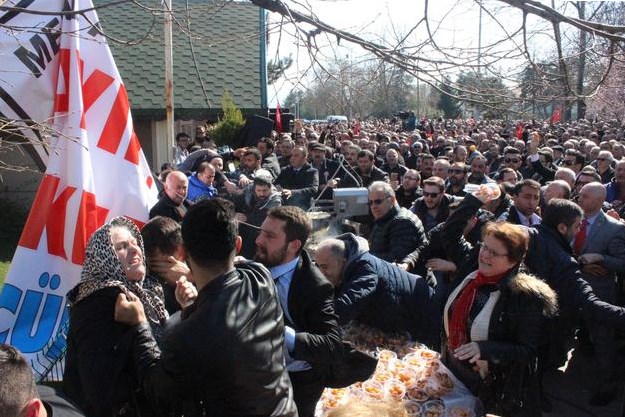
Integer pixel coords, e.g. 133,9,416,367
551,108,561,124
516,122,524,140
275,101,283,133
0,0,157,373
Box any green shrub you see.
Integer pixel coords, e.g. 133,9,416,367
211,91,245,146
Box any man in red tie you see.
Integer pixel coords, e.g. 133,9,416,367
575,182,625,406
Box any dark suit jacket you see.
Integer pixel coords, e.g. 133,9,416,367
275,163,319,209
149,195,189,222
579,211,625,297
288,251,343,364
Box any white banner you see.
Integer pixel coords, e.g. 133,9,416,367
0,0,158,374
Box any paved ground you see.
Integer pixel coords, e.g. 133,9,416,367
543,345,624,417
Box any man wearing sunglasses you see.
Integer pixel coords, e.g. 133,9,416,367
411,176,455,234
367,181,427,265
560,150,584,175
501,147,523,172
595,150,614,184
445,162,468,197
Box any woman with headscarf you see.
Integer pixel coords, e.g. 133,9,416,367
63,217,169,417
442,212,557,417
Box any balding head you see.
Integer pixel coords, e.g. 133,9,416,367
578,182,606,216
543,180,571,203
165,170,189,204
314,239,347,287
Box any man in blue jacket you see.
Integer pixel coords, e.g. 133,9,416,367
314,233,441,349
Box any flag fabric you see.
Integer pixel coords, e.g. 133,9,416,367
0,0,158,373
551,107,561,124
275,101,283,133
516,122,524,140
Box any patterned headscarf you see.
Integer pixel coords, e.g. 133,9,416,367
68,217,168,338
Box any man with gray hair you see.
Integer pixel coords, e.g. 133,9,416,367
314,234,441,348
367,181,427,264
554,167,576,189
596,150,614,184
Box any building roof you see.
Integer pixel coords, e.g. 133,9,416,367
95,0,267,120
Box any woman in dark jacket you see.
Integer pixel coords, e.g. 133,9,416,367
442,220,557,417
63,217,171,417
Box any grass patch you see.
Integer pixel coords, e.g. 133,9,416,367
0,199,27,290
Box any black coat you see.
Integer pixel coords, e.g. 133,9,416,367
368,205,428,264
411,193,455,234
275,163,319,210
287,251,343,365
444,193,625,327
351,165,389,188
335,234,441,347
63,287,156,417
444,271,556,417
149,195,189,223
262,153,282,179
128,263,297,417
234,191,282,259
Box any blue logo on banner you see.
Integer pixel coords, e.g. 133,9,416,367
0,272,67,353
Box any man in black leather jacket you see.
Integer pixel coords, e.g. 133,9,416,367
114,199,297,417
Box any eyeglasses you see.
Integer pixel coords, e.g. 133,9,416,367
562,160,576,166
504,158,520,164
479,242,508,258
449,169,465,174
423,192,440,198
367,196,390,206
404,176,419,181
597,158,609,162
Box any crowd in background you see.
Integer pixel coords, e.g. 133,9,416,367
4,115,625,417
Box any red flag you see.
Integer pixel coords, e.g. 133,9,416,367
275,101,283,133
516,122,524,140
551,108,561,124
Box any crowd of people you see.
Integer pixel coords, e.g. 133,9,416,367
3,116,625,417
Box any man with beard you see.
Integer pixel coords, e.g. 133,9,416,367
395,169,422,209
234,148,263,188
419,153,435,182
381,149,408,180
354,150,389,188
234,170,282,259
467,155,494,185
257,137,281,179
445,162,467,197
411,176,455,234
149,170,189,222
255,206,343,417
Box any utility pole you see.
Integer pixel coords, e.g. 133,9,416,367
164,0,175,152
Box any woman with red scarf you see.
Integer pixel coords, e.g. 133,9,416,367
442,222,557,417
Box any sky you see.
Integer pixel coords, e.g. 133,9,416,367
264,0,566,105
